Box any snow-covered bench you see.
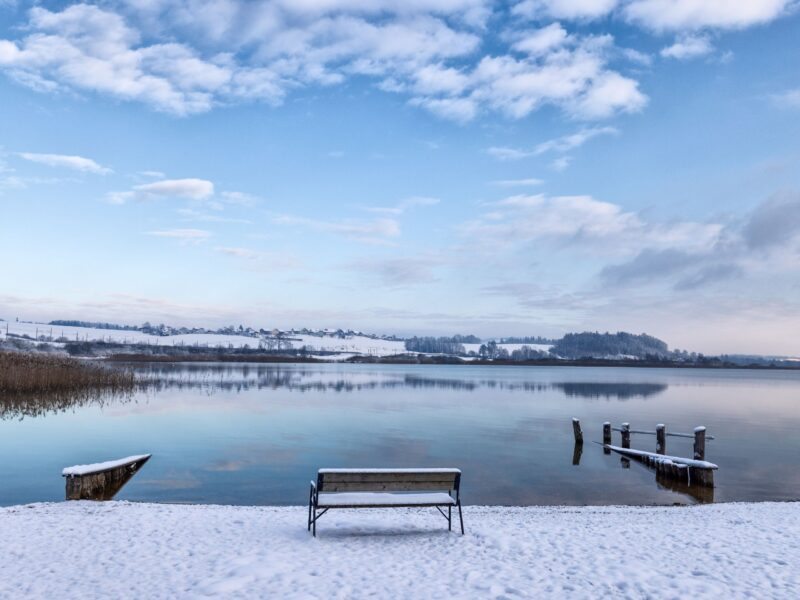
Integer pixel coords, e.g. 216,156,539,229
308,468,464,536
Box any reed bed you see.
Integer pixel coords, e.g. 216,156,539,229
0,352,137,419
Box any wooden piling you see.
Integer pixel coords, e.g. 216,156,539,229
572,418,584,444
572,441,583,466
656,424,666,455
694,426,706,461
621,423,631,449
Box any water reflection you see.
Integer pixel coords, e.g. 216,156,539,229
130,363,670,399
0,388,134,420
1,363,799,507
555,382,667,399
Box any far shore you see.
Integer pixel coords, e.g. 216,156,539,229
105,352,800,370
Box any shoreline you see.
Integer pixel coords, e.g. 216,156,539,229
105,352,800,370
2,500,797,598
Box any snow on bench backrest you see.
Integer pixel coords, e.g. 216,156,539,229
317,469,461,493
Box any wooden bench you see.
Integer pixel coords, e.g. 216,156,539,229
308,468,464,536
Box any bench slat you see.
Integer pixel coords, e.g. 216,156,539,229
321,472,458,483
317,492,455,507
320,481,456,492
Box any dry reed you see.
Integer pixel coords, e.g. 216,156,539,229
0,352,137,419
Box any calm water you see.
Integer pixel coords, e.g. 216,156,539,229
2,363,800,507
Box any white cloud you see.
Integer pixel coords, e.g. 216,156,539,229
139,170,165,178
0,3,647,123
145,228,212,243
215,246,263,260
462,193,723,254
105,191,134,205
177,208,252,224
487,146,535,161
551,156,572,171
214,246,302,268
624,0,792,31
513,0,618,20
363,195,440,215
220,191,260,206
491,178,544,187
511,23,571,56
534,126,618,155
17,152,111,174
486,126,616,170
566,70,647,119
660,35,713,60
273,213,400,243
771,89,800,110
135,178,215,200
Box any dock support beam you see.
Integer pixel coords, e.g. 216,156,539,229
656,424,666,455
572,418,583,444
694,426,706,461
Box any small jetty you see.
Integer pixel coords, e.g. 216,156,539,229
572,418,717,490
62,454,151,501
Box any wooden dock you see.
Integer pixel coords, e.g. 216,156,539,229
572,418,717,489
62,454,151,501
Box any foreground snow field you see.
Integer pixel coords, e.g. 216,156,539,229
1,502,797,599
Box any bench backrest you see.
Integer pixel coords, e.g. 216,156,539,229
317,469,460,493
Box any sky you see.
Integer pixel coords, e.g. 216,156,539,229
0,0,799,355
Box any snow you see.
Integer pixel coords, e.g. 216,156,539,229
464,342,553,354
1,321,551,358
317,492,456,506
604,444,718,469
0,501,797,598
62,454,151,477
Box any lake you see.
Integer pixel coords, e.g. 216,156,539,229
2,363,799,507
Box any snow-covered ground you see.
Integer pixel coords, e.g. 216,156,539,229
1,501,797,598
0,320,549,357
0,321,408,354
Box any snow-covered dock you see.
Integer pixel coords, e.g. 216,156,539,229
1,501,797,598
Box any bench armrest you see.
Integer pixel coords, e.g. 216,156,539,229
310,480,316,490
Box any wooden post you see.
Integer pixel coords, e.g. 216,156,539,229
572,442,583,466
693,426,706,461
572,418,583,444
656,424,666,455
603,422,611,454
621,423,631,449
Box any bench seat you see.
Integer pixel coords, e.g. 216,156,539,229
317,491,456,508
308,468,464,535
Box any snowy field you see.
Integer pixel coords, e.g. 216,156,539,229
0,321,408,355
1,501,797,599
0,320,549,357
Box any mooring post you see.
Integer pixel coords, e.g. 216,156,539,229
694,426,706,461
621,423,631,449
572,441,583,466
656,424,666,455
603,422,611,454
572,418,584,444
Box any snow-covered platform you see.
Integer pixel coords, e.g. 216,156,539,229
1,501,797,598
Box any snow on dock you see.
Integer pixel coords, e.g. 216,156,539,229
0,501,797,598
62,454,152,477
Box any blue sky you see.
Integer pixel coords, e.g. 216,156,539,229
1,0,799,354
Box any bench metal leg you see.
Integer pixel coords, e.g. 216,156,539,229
448,505,452,531
309,507,329,537
458,501,464,535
